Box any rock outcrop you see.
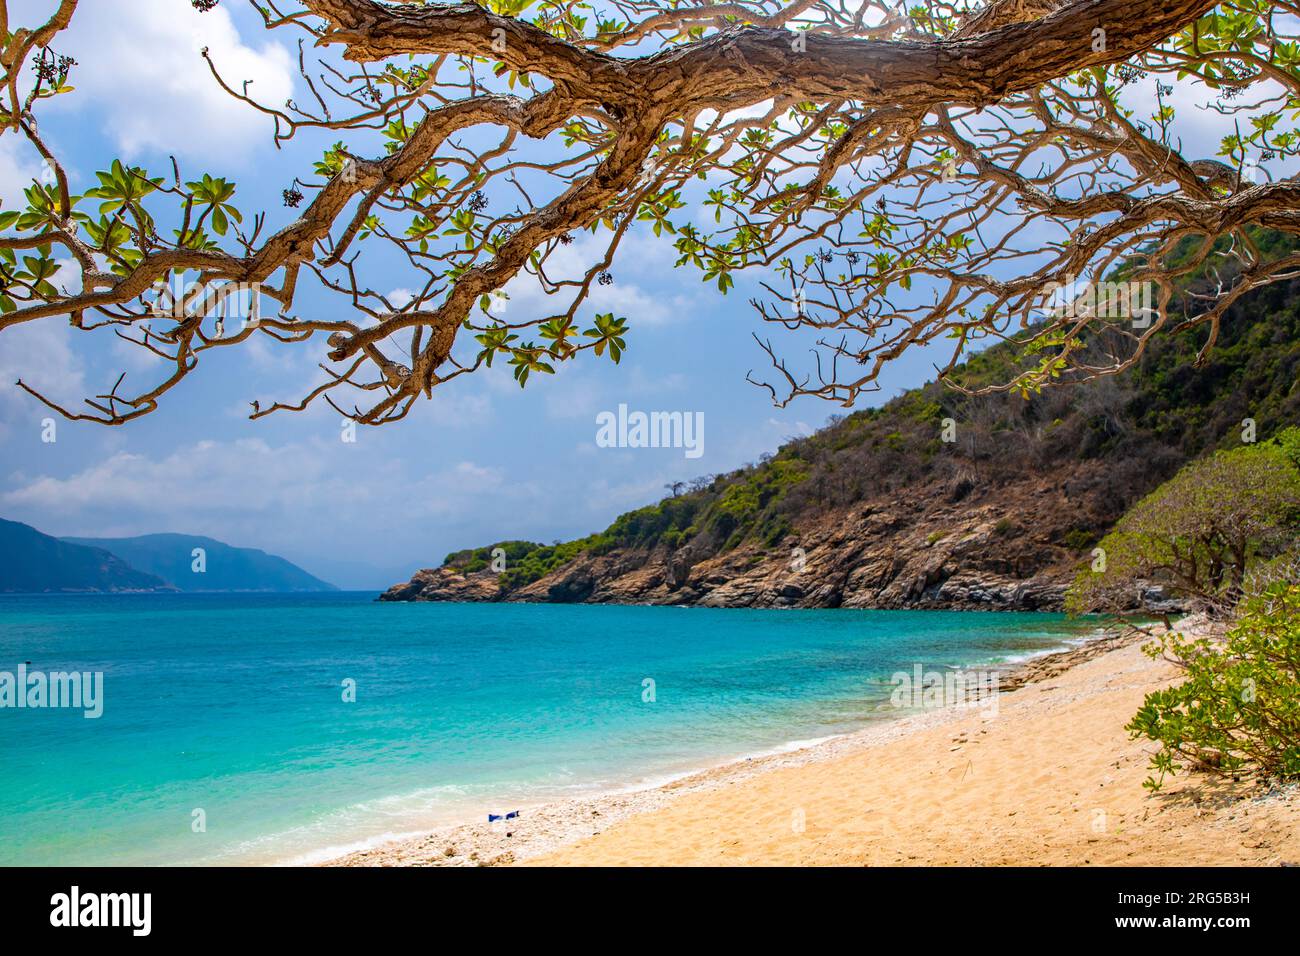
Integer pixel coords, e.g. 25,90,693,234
382,266,1300,612
380,566,504,603
381,468,1110,610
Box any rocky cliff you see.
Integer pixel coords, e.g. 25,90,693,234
383,493,1074,609
382,458,1194,611
383,238,1300,610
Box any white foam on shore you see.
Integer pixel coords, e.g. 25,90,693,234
270,724,898,867
985,625,1108,666
240,732,865,866
214,783,486,866
279,829,438,867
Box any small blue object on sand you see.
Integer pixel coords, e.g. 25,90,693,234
488,811,520,822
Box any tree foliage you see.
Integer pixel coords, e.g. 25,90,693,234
3,0,1299,423
1067,430,1300,615
1127,582,1300,790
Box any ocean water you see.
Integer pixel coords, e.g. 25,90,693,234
0,593,1098,866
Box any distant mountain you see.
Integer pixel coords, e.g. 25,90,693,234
61,534,337,592
0,518,171,593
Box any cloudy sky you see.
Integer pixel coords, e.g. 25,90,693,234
0,1,1246,588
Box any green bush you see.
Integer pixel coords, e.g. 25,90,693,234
1062,528,1094,552
1241,550,1300,600
1126,583,1300,791
443,539,544,572
1274,425,1300,470
1067,441,1300,615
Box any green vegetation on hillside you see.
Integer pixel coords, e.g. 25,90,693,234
442,233,1300,592
444,538,608,590
1066,431,1300,615
1061,401,1300,792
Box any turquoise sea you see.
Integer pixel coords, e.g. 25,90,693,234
0,593,1098,865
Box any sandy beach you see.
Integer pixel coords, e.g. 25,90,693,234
331,620,1300,867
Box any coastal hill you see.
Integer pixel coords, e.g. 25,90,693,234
0,518,336,593
0,518,171,593
384,239,1300,610
61,533,338,593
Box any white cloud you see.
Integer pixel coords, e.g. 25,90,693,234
543,371,604,420
4,438,334,515
444,461,501,486
586,283,692,327
578,474,677,513
0,317,87,436
767,417,813,438
423,390,494,428
43,0,294,162
0,436,514,540
0,134,43,211
540,362,691,422
493,229,697,330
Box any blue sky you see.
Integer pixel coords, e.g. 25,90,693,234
0,1,1248,588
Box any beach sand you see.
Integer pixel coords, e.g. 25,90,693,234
331,621,1300,867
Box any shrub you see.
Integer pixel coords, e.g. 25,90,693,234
1067,442,1300,615
1062,528,1094,552
1274,425,1300,469
1241,550,1300,601
443,540,544,572
1126,583,1300,791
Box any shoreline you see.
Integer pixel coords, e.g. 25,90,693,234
326,622,1145,867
